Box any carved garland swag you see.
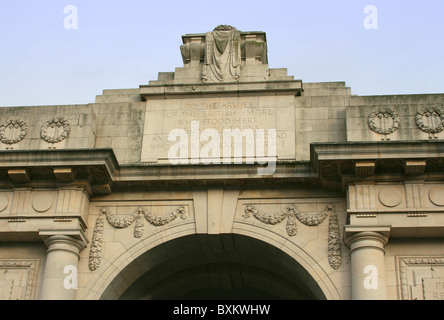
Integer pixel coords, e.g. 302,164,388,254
88,206,187,271
242,204,341,270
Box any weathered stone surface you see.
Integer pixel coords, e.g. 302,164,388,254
0,26,444,301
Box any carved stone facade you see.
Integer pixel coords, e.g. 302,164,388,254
0,259,39,300
0,26,444,300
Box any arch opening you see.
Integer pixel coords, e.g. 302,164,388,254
102,234,327,300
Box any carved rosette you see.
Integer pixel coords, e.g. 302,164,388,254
40,116,71,144
243,204,340,269
89,206,188,271
415,107,444,139
0,118,28,146
368,108,400,140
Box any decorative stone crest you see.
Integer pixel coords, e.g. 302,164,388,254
89,206,188,271
40,116,71,144
0,118,28,148
368,108,400,140
415,107,444,139
243,204,341,269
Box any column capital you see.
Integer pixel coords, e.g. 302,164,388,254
344,226,390,254
39,230,88,258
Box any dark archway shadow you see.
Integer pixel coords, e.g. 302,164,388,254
103,234,326,300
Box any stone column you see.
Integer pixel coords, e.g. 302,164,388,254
39,234,86,300
344,227,390,300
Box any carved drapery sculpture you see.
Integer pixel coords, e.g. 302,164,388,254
202,25,241,83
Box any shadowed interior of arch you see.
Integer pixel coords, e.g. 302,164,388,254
102,234,326,300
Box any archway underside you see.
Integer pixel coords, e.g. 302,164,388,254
104,234,326,300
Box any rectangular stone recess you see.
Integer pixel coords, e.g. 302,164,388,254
141,96,295,163
423,278,444,300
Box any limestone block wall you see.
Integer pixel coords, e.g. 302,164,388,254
347,94,444,142
294,82,350,161
92,100,145,164
79,188,349,300
0,243,46,300
385,238,444,300
0,105,97,151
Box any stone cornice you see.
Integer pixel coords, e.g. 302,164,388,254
311,141,444,164
0,149,119,197
344,226,391,254
1,141,442,193
140,80,303,100
0,148,118,172
0,149,324,192
311,141,444,191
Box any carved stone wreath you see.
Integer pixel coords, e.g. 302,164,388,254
243,204,341,270
40,117,71,144
89,206,188,271
368,108,400,135
415,107,444,134
0,118,28,145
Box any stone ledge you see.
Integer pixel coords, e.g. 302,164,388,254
140,80,303,100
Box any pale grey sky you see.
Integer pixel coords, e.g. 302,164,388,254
0,0,443,107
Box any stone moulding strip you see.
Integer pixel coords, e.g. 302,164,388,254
406,212,428,217
1,215,88,232
139,80,303,100
356,213,378,218
8,217,26,222
88,206,188,271
0,148,118,176
0,259,39,300
349,209,443,214
397,256,444,300
242,204,341,270
0,149,119,195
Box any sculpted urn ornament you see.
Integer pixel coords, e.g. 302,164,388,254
202,25,241,83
